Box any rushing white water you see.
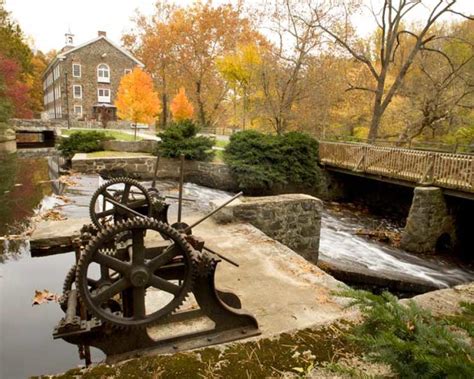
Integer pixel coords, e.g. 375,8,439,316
319,208,474,288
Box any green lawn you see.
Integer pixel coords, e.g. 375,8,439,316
214,139,229,148
87,151,151,158
61,129,143,141
213,149,224,162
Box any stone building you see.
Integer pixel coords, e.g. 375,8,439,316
42,31,144,122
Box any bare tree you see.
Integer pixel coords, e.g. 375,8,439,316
257,0,328,134
313,0,469,142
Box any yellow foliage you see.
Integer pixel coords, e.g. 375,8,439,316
115,68,161,124
170,87,194,121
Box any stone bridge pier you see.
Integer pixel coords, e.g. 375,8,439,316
401,187,456,254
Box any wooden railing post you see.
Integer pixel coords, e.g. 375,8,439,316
354,145,368,172
419,153,435,186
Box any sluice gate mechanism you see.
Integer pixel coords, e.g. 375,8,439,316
53,156,259,364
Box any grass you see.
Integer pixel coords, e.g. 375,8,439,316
61,129,143,141
213,149,224,162
214,139,229,148
86,151,151,158
40,322,359,379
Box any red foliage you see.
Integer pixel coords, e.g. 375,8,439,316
0,53,33,118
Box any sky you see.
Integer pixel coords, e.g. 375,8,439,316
5,0,474,53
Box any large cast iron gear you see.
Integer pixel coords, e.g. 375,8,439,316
89,177,153,230
76,218,196,329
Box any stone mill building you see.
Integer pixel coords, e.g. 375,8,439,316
42,31,144,122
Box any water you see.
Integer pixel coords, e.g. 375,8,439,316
320,207,474,288
0,154,473,377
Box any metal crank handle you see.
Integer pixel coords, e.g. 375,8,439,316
184,192,243,233
203,245,239,267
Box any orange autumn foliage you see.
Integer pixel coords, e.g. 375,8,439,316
170,87,194,121
115,68,161,124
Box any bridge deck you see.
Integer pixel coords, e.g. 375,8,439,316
319,142,473,196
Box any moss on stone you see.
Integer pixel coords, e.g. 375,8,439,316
47,322,357,378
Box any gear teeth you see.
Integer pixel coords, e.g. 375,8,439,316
192,250,217,278
76,218,195,330
89,178,153,230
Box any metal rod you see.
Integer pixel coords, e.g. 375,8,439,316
203,245,239,267
184,192,243,233
151,155,160,189
105,197,146,219
177,154,185,223
165,195,195,202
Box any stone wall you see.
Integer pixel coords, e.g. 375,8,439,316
212,194,322,263
71,154,238,191
11,118,146,132
102,140,158,153
0,126,16,155
400,186,455,254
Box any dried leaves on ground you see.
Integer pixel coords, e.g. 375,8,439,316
32,289,60,306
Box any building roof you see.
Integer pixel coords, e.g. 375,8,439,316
43,35,144,77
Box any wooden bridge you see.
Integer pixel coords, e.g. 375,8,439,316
319,141,474,199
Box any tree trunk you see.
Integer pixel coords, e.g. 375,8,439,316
195,80,207,127
160,92,168,129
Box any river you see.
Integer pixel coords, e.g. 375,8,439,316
0,153,473,378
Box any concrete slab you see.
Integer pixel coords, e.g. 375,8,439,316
30,217,89,255
147,219,353,340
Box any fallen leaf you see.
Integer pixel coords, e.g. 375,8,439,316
32,289,60,306
40,210,66,221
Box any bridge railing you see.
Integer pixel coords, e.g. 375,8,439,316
319,141,473,193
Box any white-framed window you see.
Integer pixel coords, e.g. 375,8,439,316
53,65,60,80
97,88,111,103
55,84,61,99
74,105,83,117
72,63,81,78
124,68,132,75
97,63,110,83
73,85,82,99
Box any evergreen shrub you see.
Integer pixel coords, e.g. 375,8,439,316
339,288,474,378
223,130,320,193
58,131,113,158
157,120,214,161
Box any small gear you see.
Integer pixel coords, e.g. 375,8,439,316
89,177,152,229
192,250,217,278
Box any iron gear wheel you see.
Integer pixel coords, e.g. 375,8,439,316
192,250,216,277
76,218,195,329
89,177,152,230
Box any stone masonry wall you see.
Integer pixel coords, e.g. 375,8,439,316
212,194,322,263
102,140,158,153
71,155,238,191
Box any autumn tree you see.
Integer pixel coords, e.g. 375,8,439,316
0,0,32,75
170,87,194,122
396,20,473,144
313,0,471,142
0,53,32,118
115,68,161,139
217,43,262,129
124,1,265,128
0,0,33,119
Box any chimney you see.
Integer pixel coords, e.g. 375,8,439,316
98,31,107,37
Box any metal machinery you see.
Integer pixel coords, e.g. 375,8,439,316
54,157,260,364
